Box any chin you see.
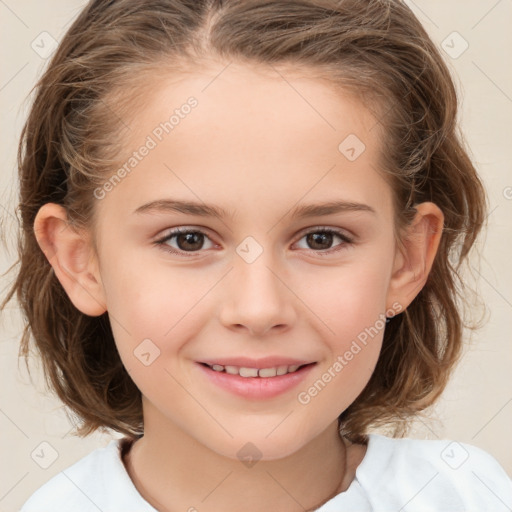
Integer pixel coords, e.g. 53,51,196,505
202,426,312,463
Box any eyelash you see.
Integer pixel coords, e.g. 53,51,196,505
154,226,354,258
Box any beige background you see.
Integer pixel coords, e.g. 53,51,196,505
1,1,511,510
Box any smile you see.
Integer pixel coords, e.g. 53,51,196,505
202,362,308,378
196,362,317,400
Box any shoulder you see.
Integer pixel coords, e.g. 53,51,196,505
20,439,156,512
358,434,512,511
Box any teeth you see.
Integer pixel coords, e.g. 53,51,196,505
258,367,277,378
207,363,306,377
239,367,259,377
276,365,288,375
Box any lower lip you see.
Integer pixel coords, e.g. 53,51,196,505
196,362,316,400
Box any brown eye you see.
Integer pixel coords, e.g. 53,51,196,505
306,232,335,250
295,228,353,255
174,232,205,251
155,228,215,255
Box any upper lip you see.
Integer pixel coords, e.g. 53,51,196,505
199,357,315,369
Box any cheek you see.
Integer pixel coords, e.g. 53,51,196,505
297,272,387,419
101,256,217,384
300,254,392,340
102,248,207,334
292,254,391,411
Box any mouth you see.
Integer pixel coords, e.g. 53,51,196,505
199,361,315,378
195,360,317,400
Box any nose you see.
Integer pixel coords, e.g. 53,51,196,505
218,249,297,337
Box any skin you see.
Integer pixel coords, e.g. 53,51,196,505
34,61,443,512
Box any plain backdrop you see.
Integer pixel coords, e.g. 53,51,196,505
1,1,511,511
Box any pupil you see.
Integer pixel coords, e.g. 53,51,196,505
178,232,203,251
308,232,332,250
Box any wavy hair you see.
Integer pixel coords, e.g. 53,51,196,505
1,0,486,442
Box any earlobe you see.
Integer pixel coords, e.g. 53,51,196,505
386,202,444,312
33,203,107,316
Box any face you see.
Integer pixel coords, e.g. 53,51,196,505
91,62,402,460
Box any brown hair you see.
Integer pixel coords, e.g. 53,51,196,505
1,0,486,442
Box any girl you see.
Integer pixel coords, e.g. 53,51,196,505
2,0,511,510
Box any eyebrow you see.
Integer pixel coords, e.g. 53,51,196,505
133,199,376,219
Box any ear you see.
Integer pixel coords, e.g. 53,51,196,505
33,203,107,316
386,202,444,312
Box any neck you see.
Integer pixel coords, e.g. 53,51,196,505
123,405,364,512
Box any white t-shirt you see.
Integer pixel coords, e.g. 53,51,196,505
21,434,512,511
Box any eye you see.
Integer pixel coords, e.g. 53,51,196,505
154,226,354,257
294,227,353,255
155,227,215,256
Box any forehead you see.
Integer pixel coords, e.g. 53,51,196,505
120,61,381,157
95,61,391,223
